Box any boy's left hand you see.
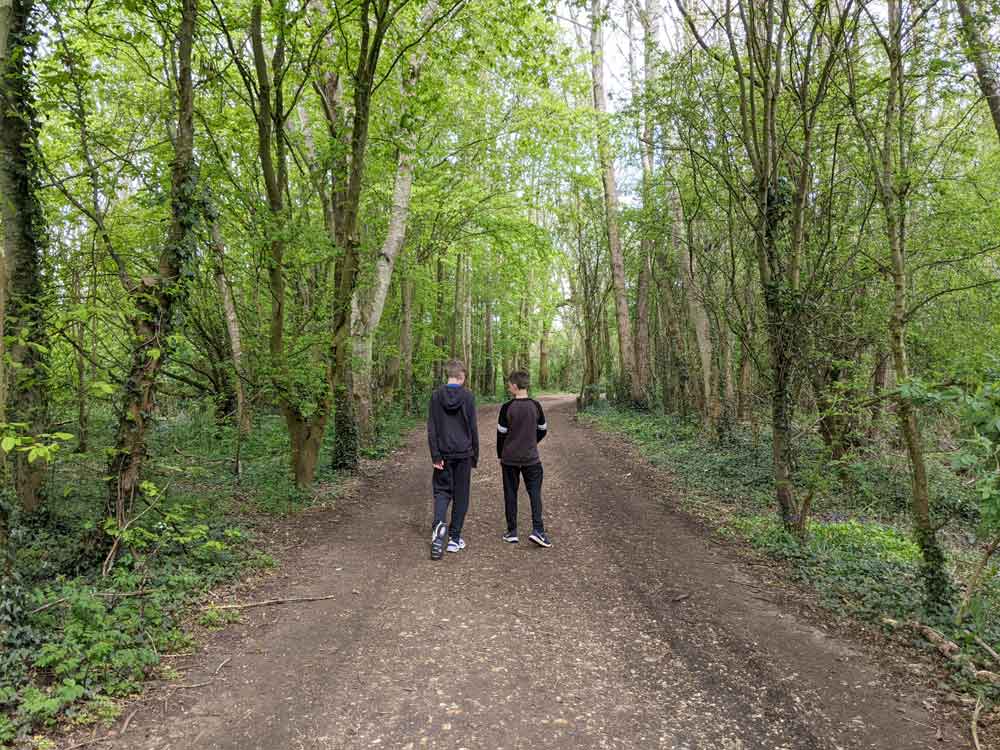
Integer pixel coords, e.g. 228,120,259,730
433,460,444,470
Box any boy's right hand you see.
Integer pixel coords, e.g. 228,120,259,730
433,460,445,470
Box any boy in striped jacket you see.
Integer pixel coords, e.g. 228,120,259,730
496,371,551,547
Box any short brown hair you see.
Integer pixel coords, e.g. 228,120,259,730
508,370,530,390
445,359,467,380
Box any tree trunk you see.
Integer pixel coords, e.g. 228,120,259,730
210,219,251,437
108,0,199,530
482,297,494,397
859,0,949,607
955,0,1000,142
676,200,717,425
1,0,49,512
633,0,660,407
590,0,639,403
517,289,530,372
350,0,437,440
434,257,445,382
71,268,89,452
538,321,550,390
400,274,415,414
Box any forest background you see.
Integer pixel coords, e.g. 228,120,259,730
2,0,1000,743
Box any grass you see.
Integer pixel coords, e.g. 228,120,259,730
580,402,1000,703
0,400,419,748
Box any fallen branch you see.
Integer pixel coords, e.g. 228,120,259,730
173,680,214,689
63,739,111,750
971,697,983,750
914,622,960,659
974,635,1000,667
120,708,139,735
214,656,232,675
207,594,336,610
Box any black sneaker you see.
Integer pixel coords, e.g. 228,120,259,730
529,530,552,548
502,530,519,544
430,522,447,560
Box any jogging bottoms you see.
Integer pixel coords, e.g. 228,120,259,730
432,457,472,541
502,462,544,534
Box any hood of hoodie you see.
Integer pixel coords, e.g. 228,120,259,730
440,384,466,412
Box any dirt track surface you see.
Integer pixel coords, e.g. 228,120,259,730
95,396,967,750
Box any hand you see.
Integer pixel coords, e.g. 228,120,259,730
433,460,444,470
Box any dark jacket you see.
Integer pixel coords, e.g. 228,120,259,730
496,398,547,466
427,384,479,466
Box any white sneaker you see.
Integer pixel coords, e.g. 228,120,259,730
430,522,447,560
446,537,466,553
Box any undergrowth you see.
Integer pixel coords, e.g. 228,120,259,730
580,402,1000,704
0,401,417,747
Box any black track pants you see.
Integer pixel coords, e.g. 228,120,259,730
502,462,544,534
432,458,472,541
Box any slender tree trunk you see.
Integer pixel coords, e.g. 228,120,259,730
538,321,550,390
210,219,251,436
462,255,473,377
254,1,330,483
517,291,530,373
108,0,199,535
590,0,639,402
879,0,949,607
955,0,1000,142
676,200,717,425
482,297,494,397
434,257,445,381
71,269,89,452
350,0,437,441
400,274,415,414
633,0,660,406
1,0,49,512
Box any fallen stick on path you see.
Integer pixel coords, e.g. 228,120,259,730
214,656,232,675
206,594,336,610
120,708,139,735
63,739,111,750
971,697,983,750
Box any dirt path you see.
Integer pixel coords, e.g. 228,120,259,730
97,396,968,750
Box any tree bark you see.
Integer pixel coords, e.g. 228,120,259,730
1,0,49,511
482,296,494,397
590,0,640,403
71,268,89,452
209,219,251,437
400,274,415,414
955,0,1000,142
632,0,660,406
538,321,550,390
108,0,199,533
252,0,330,485
462,254,473,375
846,0,949,605
676,199,717,425
350,0,438,443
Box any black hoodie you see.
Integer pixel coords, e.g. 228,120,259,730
427,384,479,466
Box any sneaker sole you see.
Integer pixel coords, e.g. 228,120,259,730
430,543,444,560
502,537,519,544
529,535,551,548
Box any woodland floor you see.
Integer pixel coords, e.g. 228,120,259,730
72,396,980,749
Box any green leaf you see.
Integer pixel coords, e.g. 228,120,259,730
1,436,16,453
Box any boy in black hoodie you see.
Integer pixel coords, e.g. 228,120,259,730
427,359,479,560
